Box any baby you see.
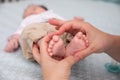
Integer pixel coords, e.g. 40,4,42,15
4,4,88,61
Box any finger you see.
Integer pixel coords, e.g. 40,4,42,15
8,43,14,51
14,41,17,49
6,45,13,52
40,34,55,60
74,16,84,21
32,44,41,63
49,18,65,30
40,33,57,62
45,32,56,42
56,22,73,35
74,45,95,61
14,41,18,49
62,55,79,67
56,21,81,35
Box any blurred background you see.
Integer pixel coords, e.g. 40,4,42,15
0,0,120,80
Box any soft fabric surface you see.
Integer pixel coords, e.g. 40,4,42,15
0,0,120,80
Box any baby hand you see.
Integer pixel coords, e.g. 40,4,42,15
4,35,20,52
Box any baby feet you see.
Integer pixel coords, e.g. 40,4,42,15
48,32,89,58
66,32,89,56
48,35,66,57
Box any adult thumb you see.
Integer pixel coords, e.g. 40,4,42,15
62,56,80,67
74,45,94,61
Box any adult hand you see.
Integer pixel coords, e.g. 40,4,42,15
48,18,114,60
32,33,80,80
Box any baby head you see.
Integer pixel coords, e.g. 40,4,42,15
23,4,48,18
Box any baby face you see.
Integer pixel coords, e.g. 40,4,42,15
23,5,46,18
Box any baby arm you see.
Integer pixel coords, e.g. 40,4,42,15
4,34,20,52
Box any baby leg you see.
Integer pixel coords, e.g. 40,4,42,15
66,32,89,56
48,35,65,58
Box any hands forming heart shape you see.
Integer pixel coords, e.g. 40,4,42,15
47,31,89,60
